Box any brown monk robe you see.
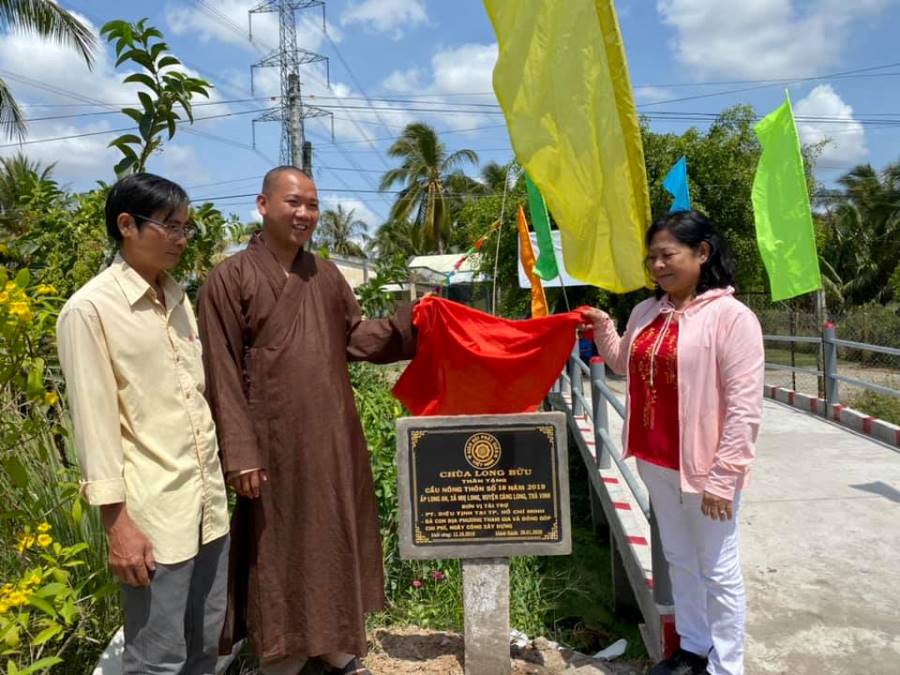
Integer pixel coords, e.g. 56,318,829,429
198,169,415,668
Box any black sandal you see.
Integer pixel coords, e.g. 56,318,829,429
330,656,371,675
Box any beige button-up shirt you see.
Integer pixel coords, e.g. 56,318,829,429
57,255,228,564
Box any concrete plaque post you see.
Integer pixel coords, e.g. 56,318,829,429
462,558,510,675
396,412,570,675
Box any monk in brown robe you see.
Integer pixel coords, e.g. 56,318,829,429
198,166,416,675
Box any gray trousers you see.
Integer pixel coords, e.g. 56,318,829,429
122,535,229,675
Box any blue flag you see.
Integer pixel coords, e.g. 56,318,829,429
663,156,691,213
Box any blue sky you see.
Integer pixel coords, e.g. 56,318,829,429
2,0,899,231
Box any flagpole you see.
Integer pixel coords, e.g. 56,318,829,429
491,163,515,315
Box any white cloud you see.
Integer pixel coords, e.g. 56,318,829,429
381,42,498,132
634,86,676,104
0,12,131,106
382,67,423,93
165,1,340,54
657,0,890,79
147,143,212,188
319,193,379,231
0,121,119,181
794,84,867,166
430,43,496,97
0,12,232,186
340,0,427,40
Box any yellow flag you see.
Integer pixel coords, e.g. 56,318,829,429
516,205,548,317
484,0,652,292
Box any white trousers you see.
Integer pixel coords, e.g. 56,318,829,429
637,460,746,675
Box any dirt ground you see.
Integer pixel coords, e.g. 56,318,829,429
362,627,648,675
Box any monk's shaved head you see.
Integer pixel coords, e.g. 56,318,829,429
261,165,314,195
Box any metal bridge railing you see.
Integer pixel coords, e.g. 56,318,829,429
764,323,900,411
556,345,674,616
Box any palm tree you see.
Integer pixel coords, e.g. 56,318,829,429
481,160,515,195
379,122,478,253
819,162,900,307
1,1,96,139
366,218,427,259
318,204,367,258
0,153,59,233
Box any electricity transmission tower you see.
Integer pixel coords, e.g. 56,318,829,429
249,0,333,172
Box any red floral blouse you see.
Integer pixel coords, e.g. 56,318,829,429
627,313,680,470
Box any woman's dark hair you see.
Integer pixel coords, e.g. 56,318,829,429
105,173,189,243
645,210,735,299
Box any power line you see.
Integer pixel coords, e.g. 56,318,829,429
635,62,900,108
19,97,275,109
321,29,397,147
13,99,278,123
0,107,273,149
15,96,900,129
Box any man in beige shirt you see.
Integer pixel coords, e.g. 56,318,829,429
57,173,229,674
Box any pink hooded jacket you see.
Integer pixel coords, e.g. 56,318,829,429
593,287,764,500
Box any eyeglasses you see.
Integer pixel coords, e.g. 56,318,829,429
134,214,197,241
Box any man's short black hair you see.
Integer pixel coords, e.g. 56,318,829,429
105,173,190,243
261,165,312,195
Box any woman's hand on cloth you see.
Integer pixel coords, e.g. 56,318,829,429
701,491,734,521
579,307,613,337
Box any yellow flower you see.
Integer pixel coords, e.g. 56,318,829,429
0,291,8,304
37,522,52,533
43,392,58,406
16,534,35,553
7,591,27,607
27,573,41,587
3,281,14,292
7,301,32,323
37,534,53,548
0,601,8,613
35,284,57,296
1,583,13,595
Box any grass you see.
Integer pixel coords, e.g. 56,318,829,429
848,390,900,426
353,363,646,659
539,438,646,659
1,424,120,673
764,347,819,368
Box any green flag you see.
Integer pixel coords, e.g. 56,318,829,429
524,174,559,281
751,92,822,301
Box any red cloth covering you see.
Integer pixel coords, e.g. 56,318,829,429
627,313,680,470
393,296,583,416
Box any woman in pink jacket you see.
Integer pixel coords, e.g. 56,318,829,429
583,210,764,675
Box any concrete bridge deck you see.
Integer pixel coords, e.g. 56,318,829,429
560,379,900,675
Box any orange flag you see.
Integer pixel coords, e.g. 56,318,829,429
516,205,548,317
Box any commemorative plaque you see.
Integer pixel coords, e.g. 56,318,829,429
396,412,570,560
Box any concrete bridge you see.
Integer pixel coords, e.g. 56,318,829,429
551,364,900,675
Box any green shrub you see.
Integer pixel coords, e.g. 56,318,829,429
0,267,119,673
351,363,561,635
848,391,900,426
835,303,900,366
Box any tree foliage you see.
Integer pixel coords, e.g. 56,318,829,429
317,204,367,258
379,122,479,253
817,162,900,308
0,0,96,140
101,18,212,177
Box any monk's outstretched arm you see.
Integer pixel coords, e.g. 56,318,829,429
198,267,265,474
340,275,417,364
